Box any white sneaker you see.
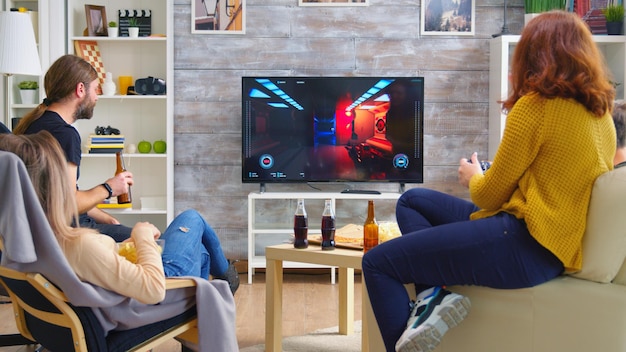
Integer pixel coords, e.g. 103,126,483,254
395,287,470,352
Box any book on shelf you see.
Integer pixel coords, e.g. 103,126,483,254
89,144,125,148
89,148,124,154
97,202,132,209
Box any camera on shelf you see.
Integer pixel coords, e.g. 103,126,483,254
95,125,121,135
134,76,166,95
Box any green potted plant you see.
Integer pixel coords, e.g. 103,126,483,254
524,0,566,25
603,4,625,35
108,21,118,37
127,18,139,38
17,80,38,105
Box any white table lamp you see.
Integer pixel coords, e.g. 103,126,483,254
0,11,41,76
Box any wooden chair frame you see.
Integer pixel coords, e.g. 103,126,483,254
0,266,199,351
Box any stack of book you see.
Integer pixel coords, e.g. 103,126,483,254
89,134,125,154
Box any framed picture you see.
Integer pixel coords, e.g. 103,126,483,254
299,0,368,6
85,5,108,37
420,0,475,36
192,0,246,34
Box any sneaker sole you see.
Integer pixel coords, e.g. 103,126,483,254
396,295,471,352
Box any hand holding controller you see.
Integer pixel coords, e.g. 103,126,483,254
468,158,492,172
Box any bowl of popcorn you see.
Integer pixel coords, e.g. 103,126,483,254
378,221,402,243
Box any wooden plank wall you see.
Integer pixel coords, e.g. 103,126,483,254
172,0,526,259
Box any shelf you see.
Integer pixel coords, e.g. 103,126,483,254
97,95,167,100
82,153,167,158
70,36,166,42
67,0,174,228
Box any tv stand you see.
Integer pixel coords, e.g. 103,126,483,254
247,191,402,284
340,189,381,195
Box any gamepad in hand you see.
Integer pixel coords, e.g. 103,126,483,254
468,158,492,172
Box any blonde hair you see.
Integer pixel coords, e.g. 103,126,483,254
0,132,96,243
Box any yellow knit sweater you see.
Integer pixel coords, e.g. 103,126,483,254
470,94,615,271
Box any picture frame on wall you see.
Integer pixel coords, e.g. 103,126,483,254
85,4,108,37
299,0,368,6
192,0,246,34
420,0,475,36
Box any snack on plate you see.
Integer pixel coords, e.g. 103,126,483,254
334,224,364,246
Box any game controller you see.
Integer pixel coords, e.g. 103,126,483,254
468,158,492,172
94,125,121,135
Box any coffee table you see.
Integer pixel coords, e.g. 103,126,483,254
264,243,385,352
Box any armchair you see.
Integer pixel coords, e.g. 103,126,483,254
0,151,205,351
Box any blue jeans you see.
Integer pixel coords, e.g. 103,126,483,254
362,188,564,352
159,209,229,279
78,213,131,242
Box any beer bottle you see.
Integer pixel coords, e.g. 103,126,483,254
115,151,132,204
320,199,336,250
293,199,308,249
363,200,378,253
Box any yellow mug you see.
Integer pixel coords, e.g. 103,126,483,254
118,76,133,95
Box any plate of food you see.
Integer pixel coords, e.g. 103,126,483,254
309,222,402,250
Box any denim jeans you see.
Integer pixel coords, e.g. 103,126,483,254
78,213,132,242
159,209,229,279
362,188,564,352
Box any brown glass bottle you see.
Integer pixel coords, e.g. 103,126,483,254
115,151,132,204
363,200,379,253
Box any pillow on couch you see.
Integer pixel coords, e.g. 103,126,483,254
570,168,626,283
613,259,626,285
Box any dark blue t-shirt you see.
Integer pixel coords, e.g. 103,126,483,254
25,111,82,180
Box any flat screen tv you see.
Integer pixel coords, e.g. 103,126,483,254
242,76,425,186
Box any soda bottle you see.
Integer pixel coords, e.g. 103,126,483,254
363,200,378,253
321,199,336,250
115,151,132,204
293,199,308,249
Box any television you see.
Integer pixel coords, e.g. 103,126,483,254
241,76,425,187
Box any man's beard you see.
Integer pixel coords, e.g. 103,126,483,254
74,95,95,120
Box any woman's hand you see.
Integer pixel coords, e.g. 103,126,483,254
131,222,161,241
458,152,483,188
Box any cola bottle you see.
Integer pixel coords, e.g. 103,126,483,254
293,199,308,249
321,199,336,250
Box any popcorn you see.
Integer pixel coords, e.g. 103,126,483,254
378,221,402,243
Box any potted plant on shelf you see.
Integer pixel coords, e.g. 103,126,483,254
108,21,118,37
127,18,139,38
524,0,566,25
17,80,38,105
603,3,625,35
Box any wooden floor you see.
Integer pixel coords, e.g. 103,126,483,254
0,264,363,351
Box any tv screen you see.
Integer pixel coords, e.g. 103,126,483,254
242,76,424,184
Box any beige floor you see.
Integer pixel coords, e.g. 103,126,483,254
0,265,363,351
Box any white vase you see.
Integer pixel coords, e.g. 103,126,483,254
19,89,37,105
128,27,139,38
102,72,116,96
108,27,118,37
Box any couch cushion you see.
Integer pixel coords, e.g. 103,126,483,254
569,168,626,283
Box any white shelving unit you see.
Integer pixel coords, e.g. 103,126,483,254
489,35,626,158
247,191,402,284
66,0,173,230
3,0,49,130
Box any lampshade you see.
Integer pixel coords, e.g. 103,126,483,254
0,11,41,76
